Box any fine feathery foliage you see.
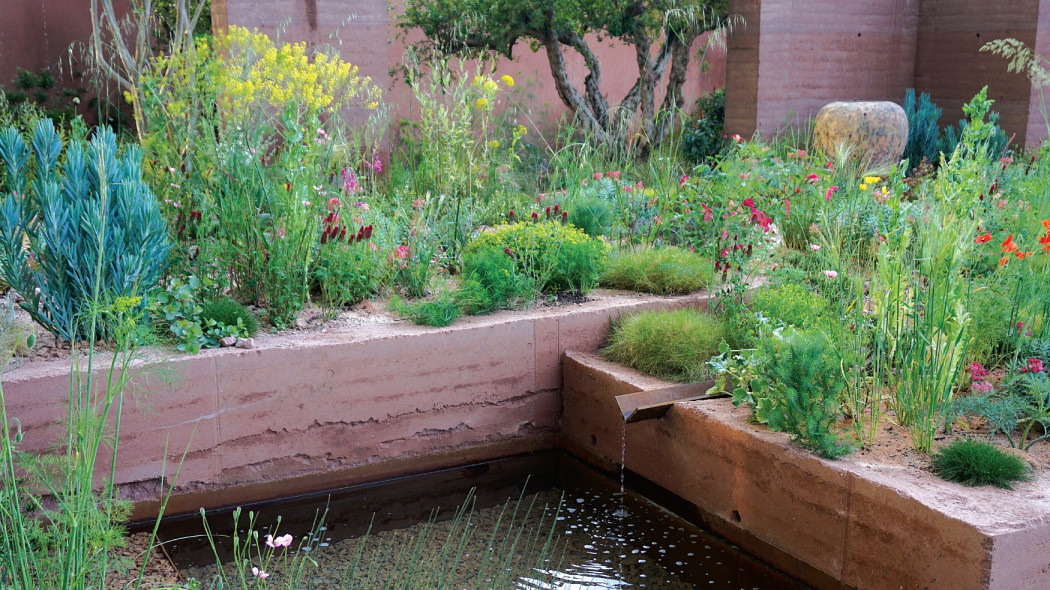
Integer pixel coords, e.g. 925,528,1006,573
0,119,171,341
757,330,852,459
603,308,725,383
931,438,1031,490
902,88,942,172
601,246,712,295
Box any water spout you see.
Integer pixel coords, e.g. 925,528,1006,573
614,381,727,424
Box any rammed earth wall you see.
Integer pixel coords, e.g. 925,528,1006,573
2,292,713,518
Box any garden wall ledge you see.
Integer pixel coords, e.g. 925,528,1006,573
560,351,1050,590
2,290,714,518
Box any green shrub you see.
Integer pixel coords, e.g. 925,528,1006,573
314,225,385,314
750,283,830,330
903,88,942,171
0,120,170,341
460,247,538,314
682,88,726,163
757,330,852,459
601,247,712,295
603,309,725,383
932,439,1031,489
566,194,615,237
200,297,259,336
465,221,609,294
390,292,460,327
966,287,1012,365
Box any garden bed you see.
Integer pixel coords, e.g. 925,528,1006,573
560,351,1050,590
2,288,714,519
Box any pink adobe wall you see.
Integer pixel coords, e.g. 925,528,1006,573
726,0,920,139
914,0,1043,145
219,0,728,141
726,0,1050,147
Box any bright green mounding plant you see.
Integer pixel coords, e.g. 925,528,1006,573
0,119,170,341
931,438,1031,490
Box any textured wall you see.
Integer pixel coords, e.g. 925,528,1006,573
726,0,920,138
725,0,1050,146
915,0,1041,145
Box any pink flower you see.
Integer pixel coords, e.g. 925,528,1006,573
679,174,688,186
810,243,821,251
266,534,294,548
328,197,340,210
252,567,270,579
371,155,383,174
823,270,838,278
825,185,839,201
607,170,621,180
701,203,713,222
968,362,989,381
623,185,633,193
741,197,755,209
972,381,995,394
355,201,369,212
395,245,409,260
412,198,425,210
1027,358,1045,374
806,173,819,183
593,172,604,180
635,181,644,190
732,133,742,142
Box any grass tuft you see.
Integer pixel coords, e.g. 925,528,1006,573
200,298,260,336
389,292,461,327
601,247,713,295
931,438,1031,490
603,308,725,383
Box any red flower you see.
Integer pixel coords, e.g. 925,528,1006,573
975,233,992,244
1040,232,1050,252
1001,234,1019,254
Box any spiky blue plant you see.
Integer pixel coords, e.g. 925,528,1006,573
0,120,170,341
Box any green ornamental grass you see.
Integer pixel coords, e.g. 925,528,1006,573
931,438,1031,490
603,309,725,383
601,247,713,295
200,298,260,337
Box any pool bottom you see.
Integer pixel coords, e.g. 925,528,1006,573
161,453,807,589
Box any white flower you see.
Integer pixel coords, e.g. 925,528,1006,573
810,244,821,251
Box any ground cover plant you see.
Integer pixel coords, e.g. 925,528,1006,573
603,308,725,383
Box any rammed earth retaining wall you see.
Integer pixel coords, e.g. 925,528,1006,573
561,350,1050,590
2,291,712,518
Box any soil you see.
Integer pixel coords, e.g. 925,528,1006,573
849,408,1050,477
103,532,182,589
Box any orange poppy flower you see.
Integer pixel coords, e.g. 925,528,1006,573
975,233,992,244
999,256,1010,267
1042,218,1050,231
1015,250,1033,260
1002,234,1019,254
1040,233,1050,252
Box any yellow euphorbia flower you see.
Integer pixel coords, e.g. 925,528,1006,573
501,74,515,88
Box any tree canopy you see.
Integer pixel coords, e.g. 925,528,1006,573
399,0,731,157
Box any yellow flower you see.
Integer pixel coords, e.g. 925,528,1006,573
473,75,484,88
482,79,498,93
863,176,881,185
475,97,490,110
488,139,500,149
501,74,515,88
859,183,868,190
